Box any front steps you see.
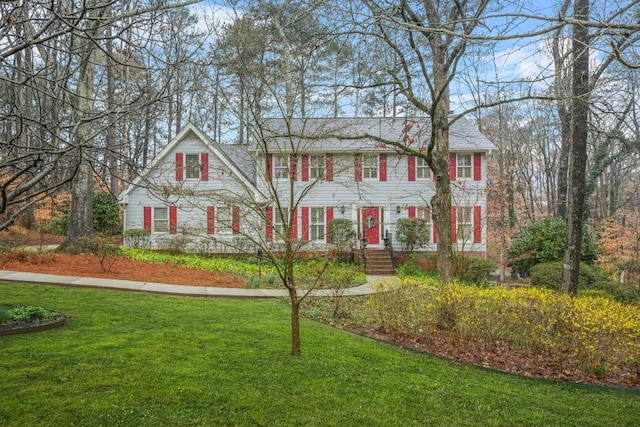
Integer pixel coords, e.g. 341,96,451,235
363,249,395,275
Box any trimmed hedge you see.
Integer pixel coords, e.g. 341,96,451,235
530,261,639,303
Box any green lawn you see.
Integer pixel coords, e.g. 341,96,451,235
1,283,639,426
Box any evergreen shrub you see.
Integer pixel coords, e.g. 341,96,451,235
396,218,430,251
507,217,597,275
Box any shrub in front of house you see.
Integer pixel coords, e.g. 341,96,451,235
396,253,438,279
330,219,356,249
123,229,150,249
395,218,430,251
453,256,496,284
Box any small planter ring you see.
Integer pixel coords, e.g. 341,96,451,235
0,311,67,336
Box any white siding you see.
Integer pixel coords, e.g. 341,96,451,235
122,135,260,251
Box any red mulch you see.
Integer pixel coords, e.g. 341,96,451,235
0,252,246,288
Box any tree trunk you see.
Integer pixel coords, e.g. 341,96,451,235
431,131,454,284
562,0,590,295
428,33,454,284
556,116,571,218
552,0,572,219
289,288,301,356
68,153,94,241
106,22,119,195
67,8,100,244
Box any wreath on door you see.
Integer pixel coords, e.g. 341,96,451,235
364,215,378,229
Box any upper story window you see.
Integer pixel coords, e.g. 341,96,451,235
362,154,378,179
185,154,200,179
176,152,208,182
154,207,168,232
416,157,430,180
274,155,289,180
309,155,325,179
457,154,472,179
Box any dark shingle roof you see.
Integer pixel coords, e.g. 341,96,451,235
255,117,496,152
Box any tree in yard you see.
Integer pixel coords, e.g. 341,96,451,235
351,0,492,283
562,0,590,295
206,0,354,355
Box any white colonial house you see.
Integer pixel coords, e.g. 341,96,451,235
119,117,495,257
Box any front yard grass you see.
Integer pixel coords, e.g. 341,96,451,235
1,282,639,426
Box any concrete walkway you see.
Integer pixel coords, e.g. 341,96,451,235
0,269,394,298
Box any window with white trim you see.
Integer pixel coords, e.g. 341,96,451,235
274,208,289,236
416,157,430,179
457,206,473,241
216,206,232,233
310,155,325,179
185,154,200,179
457,154,472,179
154,207,168,232
363,154,378,179
417,206,432,230
274,156,289,179
310,207,325,241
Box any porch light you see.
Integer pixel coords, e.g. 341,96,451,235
396,205,401,214
340,205,346,214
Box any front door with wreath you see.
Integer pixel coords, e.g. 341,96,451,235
361,207,380,245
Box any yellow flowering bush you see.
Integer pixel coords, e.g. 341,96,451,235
366,282,640,377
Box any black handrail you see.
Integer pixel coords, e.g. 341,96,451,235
360,238,368,268
384,231,395,269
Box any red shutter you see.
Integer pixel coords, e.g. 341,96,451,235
408,156,416,181
301,207,310,242
354,154,362,181
433,226,438,244
289,154,297,181
175,153,184,181
449,153,456,181
265,206,273,242
326,154,333,181
143,206,152,233
408,206,416,218
207,206,215,234
169,205,177,234
379,154,387,181
201,153,209,181
232,206,240,234
473,206,482,243
301,155,309,182
473,153,482,181
326,206,334,243
266,154,273,181
451,206,457,241
290,208,298,240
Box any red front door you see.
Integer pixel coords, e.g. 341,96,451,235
362,207,380,245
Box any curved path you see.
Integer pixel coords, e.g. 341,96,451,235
0,269,390,298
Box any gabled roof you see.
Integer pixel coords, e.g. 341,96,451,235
255,117,496,152
119,123,260,202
